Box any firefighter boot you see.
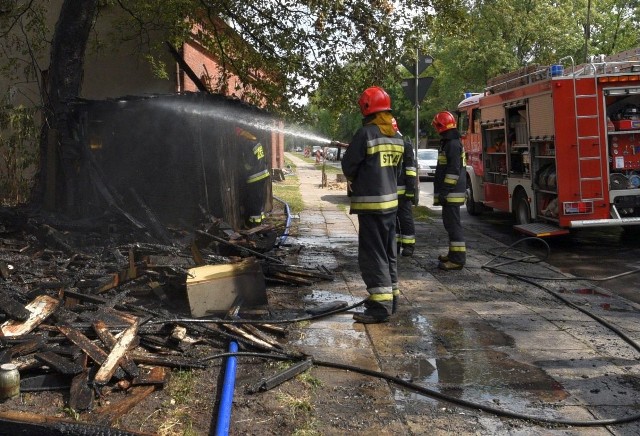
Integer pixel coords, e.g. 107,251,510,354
353,298,392,324
402,245,414,257
438,260,464,271
438,254,449,262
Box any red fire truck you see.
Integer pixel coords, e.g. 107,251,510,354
457,48,640,236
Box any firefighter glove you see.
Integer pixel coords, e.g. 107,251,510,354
438,192,447,206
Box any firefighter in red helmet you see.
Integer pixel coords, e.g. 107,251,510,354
342,86,405,323
432,111,466,270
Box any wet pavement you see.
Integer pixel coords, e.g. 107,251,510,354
282,153,640,435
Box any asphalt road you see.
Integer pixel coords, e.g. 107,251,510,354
419,180,640,305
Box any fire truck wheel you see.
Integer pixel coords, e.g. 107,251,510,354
466,177,483,216
513,190,531,225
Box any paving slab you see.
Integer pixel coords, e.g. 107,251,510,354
283,152,640,434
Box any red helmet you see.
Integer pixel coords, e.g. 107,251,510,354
431,111,457,134
358,86,392,116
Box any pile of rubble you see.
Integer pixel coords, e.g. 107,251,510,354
0,205,332,433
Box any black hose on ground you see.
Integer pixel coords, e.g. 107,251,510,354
199,351,640,427
194,236,640,428
481,237,640,354
146,298,366,326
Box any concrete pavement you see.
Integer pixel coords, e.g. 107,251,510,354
280,152,640,435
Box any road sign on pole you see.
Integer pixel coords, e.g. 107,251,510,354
401,77,434,106
401,54,433,76
400,51,434,206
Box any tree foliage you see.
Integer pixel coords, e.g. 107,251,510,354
312,0,639,143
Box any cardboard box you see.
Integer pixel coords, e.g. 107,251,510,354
186,258,268,317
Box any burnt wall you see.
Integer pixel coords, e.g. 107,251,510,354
72,92,272,230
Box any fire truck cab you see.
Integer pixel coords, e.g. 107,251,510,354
457,48,640,237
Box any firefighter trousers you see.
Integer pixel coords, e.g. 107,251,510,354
442,204,466,265
396,196,415,248
246,180,266,225
357,213,397,297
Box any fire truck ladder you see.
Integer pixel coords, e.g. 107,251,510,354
568,57,605,202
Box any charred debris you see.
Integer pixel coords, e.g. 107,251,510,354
0,93,333,431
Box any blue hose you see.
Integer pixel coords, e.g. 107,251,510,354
273,195,292,247
215,341,238,435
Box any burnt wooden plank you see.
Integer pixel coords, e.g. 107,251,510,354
0,295,59,337
69,371,94,411
0,336,45,363
57,325,107,364
94,385,156,426
57,325,126,380
20,373,71,392
130,352,206,369
131,366,168,386
0,410,154,435
255,323,287,337
222,323,277,351
240,324,282,349
270,271,313,286
93,320,139,385
0,288,30,321
92,320,116,348
34,351,83,375
95,273,121,293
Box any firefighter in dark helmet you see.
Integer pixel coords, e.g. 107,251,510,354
341,86,404,323
236,127,270,227
432,111,466,270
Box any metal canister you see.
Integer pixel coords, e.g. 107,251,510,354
0,363,20,400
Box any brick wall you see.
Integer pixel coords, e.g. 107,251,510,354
181,41,284,170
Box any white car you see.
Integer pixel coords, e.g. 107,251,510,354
417,148,438,181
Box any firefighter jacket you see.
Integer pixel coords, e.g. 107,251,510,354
341,112,405,214
434,128,466,206
236,127,270,185
397,135,417,198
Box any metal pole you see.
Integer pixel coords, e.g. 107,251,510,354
584,0,592,62
414,48,420,205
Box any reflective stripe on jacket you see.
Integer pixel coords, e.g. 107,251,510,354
238,133,269,185
342,118,404,214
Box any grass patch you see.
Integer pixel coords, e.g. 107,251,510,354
155,369,198,436
277,392,313,417
273,159,304,215
297,370,323,388
168,370,196,405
